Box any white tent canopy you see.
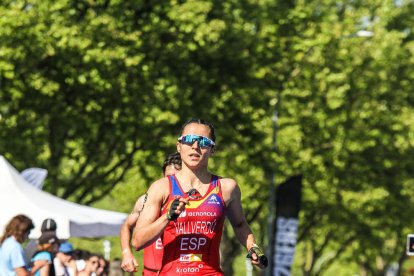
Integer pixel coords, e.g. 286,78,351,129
0,155,127,239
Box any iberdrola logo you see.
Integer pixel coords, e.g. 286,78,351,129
179,210,187,218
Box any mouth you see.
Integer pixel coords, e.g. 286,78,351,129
189,153,201,159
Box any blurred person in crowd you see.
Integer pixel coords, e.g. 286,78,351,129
54,242,78,276
94,255,108,276
25,218,57,263
77,253,100,276
101,259,109,276
71,249,86,261
71,249,89,274
120,152,181,274
30,231,59,276
132,119,266,275
0,214,46,276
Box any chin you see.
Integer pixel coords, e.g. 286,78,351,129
187,164,200,169
186,162,201,169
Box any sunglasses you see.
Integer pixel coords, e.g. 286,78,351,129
178,135,215,149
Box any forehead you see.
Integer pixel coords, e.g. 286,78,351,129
181,123,211,137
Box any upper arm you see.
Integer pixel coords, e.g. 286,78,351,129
133,194,147,214
10,244,26,271
125,194,147,229
222,178,246,228
135,179,169,228
124,213,139,230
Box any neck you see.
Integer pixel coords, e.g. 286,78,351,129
177,165,211,188
57,255,66,264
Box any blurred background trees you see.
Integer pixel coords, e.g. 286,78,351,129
1,0,414,274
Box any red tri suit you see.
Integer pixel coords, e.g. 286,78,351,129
143,237,163,275
159,175,226,275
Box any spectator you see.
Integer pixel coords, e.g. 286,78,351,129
25,218,57,262
94,255,108,276
0,214,43,276
77,253,100,276
30,231,59,276
54,242,78,276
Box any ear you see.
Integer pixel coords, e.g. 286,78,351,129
176,142,181,153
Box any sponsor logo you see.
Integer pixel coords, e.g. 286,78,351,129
187,211,217,217
179,254,203,263
207,195,220,205
176,267,201,273
179,210,187,218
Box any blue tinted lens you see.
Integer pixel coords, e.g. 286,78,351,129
179,135,215,148
199,137,212,147
182,135,197,143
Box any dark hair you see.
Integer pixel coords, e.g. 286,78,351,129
72,249,90,260
1,214,34,244
179,118,216,142
162,152,182,174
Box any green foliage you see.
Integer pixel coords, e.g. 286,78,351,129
1,0,414,274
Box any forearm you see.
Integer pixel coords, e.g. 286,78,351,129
131,178,174,250
120,222,133,254
29,261,48,275
15,267,28,276
233,220,256,250
132,214,169,251
121,219,139,272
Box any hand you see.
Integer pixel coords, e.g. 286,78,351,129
30,260,48,272
249,252,266,269
67,259,78,271
247,245,268,269
166,197,189,221
121,249,139,272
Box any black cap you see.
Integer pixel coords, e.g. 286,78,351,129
38,231,59,245
41,218,57,232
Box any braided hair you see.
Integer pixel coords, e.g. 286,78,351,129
162,152,182,175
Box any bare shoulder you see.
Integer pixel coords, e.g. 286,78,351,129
131,180,166,214
148,177,170,191
219,177,240,204
219,177,238,191
146,177,170,203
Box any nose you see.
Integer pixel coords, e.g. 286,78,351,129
191,139,200,149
